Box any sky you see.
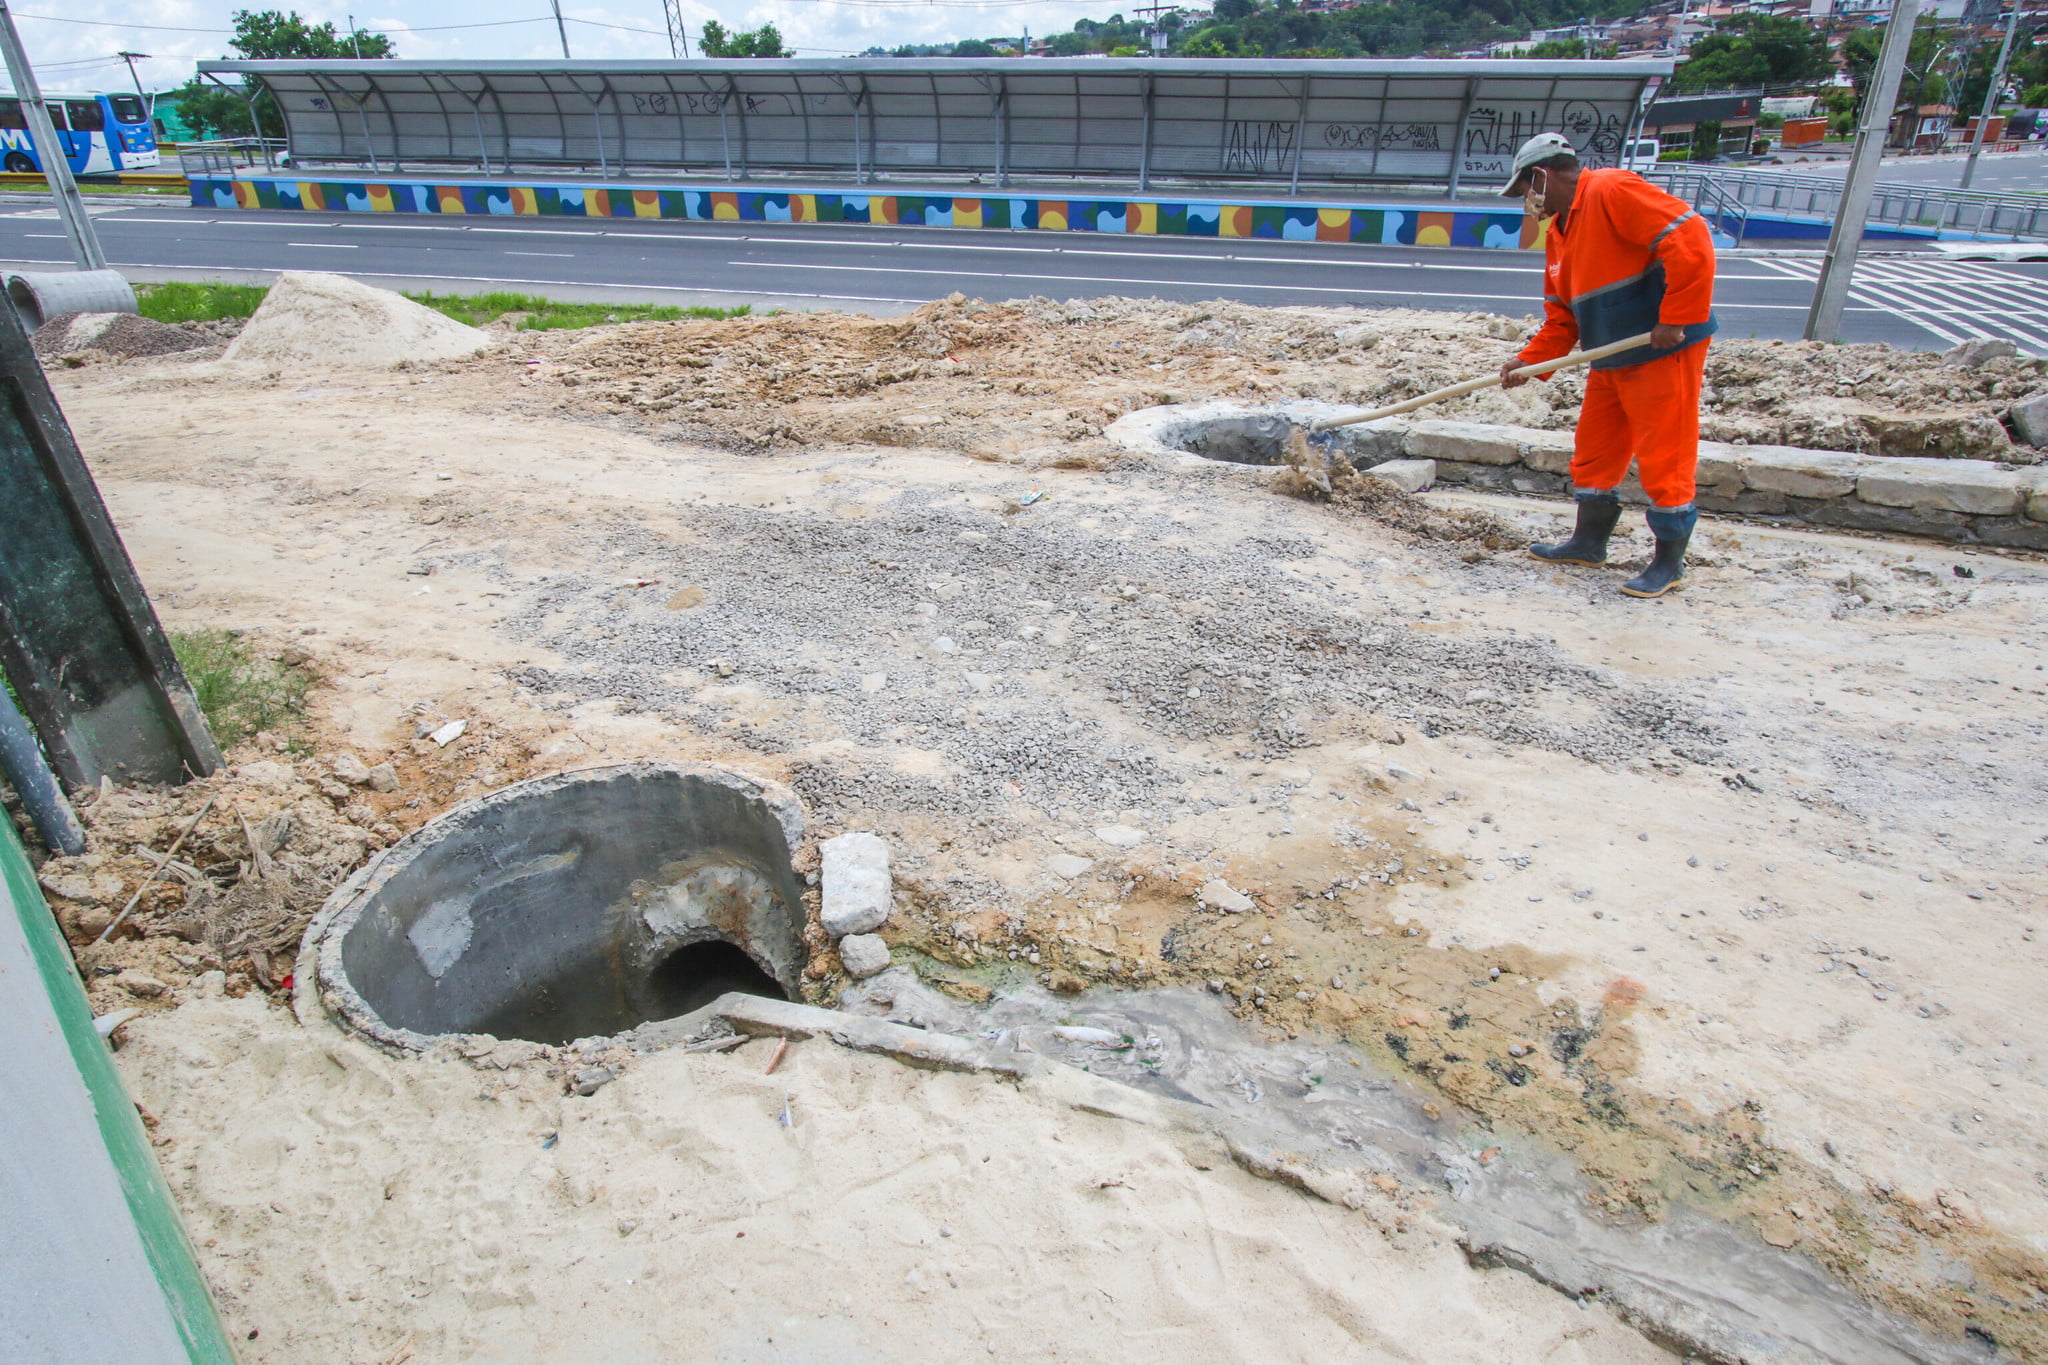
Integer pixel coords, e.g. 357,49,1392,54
3,0,1142,94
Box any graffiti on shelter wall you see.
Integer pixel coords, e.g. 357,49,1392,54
1320,123,1445,158
1223,121,1297,175
1462,102,1624,180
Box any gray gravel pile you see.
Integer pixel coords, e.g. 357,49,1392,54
503,475,1717,827
32,310,214,362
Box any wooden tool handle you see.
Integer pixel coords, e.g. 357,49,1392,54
1308,331,1660,433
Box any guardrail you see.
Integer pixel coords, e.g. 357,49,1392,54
1645,163,2048,240
177,138,290,176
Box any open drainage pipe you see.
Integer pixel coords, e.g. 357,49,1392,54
298,762,808,1051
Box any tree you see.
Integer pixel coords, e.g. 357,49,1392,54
698,20,786,58
951,39,996,57
1844,19,1952,147
1671,15,1829,93
170,9,393,141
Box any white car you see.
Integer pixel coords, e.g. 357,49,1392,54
1621,137,1662,172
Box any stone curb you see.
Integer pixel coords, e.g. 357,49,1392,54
1104,404,2048,549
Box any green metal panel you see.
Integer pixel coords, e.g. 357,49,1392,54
0,816,240,1363
0,299,219,788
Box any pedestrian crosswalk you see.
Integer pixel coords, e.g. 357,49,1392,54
1754,256,2048,354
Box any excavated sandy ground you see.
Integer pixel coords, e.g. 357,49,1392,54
26,298,2048,1361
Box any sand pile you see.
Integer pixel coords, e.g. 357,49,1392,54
535,294,2045,462
222,271,491,369
32,310,213,365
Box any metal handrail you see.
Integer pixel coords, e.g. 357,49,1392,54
177,138,290,176
1644,162,2048,240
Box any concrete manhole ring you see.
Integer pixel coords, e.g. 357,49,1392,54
297,761,807,1051
1104,399,1405,470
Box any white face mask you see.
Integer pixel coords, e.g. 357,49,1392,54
1523,169,1548,220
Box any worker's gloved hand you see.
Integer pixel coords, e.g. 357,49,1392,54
1499,357,1530,389
1650,322,1686,350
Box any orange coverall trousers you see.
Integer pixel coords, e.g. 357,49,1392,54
1571,341,1710,509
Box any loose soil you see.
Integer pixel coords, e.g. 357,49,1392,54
19,296,2048,1362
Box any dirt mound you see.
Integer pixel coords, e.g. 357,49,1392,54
32,310,213,364
533,294,2048,464
223,271,491,369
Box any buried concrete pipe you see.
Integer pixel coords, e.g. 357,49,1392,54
298,762,808,1050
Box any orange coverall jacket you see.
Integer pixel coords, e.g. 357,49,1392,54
1518,168,1719,507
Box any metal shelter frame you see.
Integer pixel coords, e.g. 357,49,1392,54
199,57,1670,194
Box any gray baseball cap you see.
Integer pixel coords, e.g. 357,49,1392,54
1501,132,1576,196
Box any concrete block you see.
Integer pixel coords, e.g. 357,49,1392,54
1519,429,1577,475
820,832,891,937
1972,515,2048,550
1741,449,1873,499
1801,499,1972,541
837,933,891,979
2011,393,2048,449
1696,489,1790,517
1360,458,1436,493
1694,442,1752,498
1403,420,1523,466
1853,458,2021,516
1332,420,1408,466
1431,462,1568,496
2019,469,2048,522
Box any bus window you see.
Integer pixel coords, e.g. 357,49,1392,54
109,95,145,126
66,100,104,132
0,99,23,130
44,103,66,131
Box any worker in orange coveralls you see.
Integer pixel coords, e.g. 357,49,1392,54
1498,132,1718,599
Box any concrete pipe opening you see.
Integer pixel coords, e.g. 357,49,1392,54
301,763,808,1050
1104,402,1400,469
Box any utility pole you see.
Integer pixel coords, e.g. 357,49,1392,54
346,14,363,59
1805,0,1920,343
115,50,151,108
0,0,106,270
663,0,690,57
551,0,573,59
1961,2,2018,189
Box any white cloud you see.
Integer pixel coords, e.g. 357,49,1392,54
0,0,1133,94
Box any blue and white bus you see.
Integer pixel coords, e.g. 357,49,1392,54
0,93,159,176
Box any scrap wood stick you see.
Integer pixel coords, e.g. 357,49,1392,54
93,793,217,946
1308,331,1658,433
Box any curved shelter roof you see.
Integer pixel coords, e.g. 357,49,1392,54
199,58,1672,191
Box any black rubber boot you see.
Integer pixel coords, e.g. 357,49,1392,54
1621,504,1698,599
1529,491,1622,567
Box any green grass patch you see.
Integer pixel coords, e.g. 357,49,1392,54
135,281,270,325
402,290,750,330
131,282,750,332
170,629,315,753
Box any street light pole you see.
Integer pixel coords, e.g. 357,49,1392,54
0,0,106,271
1961,3,2018,190
1805,0,1920,343
551,0,572,59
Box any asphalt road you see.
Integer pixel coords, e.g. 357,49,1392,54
1766,142,2048,194
8,199,2048,353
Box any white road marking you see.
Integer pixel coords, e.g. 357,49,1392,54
286,241,357,249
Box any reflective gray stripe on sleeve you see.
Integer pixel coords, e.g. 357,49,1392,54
1648,209,1699,252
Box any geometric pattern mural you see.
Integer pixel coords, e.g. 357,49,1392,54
192,176,1543,249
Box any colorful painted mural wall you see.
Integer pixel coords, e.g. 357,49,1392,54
191,176,1542,249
